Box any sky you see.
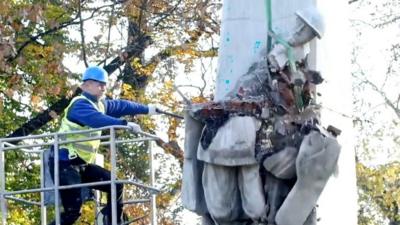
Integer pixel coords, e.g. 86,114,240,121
316,1,358,224
349,0,400,166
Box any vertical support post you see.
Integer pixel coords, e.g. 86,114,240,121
94,191,100,225
110,127,117,225
94,153,104,225
0,141,7,225
40,151,47,225
53,134,61,225
149,141,157,225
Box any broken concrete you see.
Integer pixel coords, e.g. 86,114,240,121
275,131,341,225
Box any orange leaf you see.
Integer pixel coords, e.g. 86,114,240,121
31,95,41,105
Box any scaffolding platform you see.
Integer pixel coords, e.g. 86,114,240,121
0,125,160,225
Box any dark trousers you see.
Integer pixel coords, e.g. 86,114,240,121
49,158,123,225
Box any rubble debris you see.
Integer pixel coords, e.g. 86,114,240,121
275,131,341,225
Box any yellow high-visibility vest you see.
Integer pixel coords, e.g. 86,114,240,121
58,95,105,163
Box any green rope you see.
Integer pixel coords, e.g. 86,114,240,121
265,0,303,109
265,0,297,73
265,0,272,52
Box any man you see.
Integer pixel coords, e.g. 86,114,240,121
49,66,158,225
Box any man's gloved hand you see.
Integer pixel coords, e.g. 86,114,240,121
127,122,142,133
148,104,160,115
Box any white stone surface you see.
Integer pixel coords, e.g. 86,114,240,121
214,0,358,224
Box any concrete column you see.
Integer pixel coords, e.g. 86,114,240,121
215,0,314,100
214,0,358,224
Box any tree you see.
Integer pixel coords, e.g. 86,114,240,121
357,162,400,225
350,0,400,224
0,0,221,224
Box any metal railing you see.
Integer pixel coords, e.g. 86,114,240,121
0,125,160,225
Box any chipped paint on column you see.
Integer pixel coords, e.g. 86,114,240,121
214,0,266,100
215,0,314,100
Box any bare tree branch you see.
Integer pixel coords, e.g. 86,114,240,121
348,0,360,4
175,84,204,94
155,139,183,166
78,0,89,67
363,78,400,119
373,16,400,28
10,18,80,61
143,46,217,75
138,0,147,31
9,1,126,62
152,0,184,28
199,58,209,96
105,3,116,66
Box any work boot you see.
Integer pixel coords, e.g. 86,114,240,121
98,212,127,225
96,211,109,225
96,212,111,225
102,214,110,225
121,212,128,223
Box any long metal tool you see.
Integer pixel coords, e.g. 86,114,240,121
156,109,184,120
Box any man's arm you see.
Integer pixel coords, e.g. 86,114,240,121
68,99,127,128
104,99,150,117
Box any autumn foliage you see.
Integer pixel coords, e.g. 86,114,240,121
0,0,221,224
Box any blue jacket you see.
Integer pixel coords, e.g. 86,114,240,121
68,92,149,128
54,92,149,161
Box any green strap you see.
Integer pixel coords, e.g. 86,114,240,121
265,0,303,109
265,0,297,73
266,0,272,52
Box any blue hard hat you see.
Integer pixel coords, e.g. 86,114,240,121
82,66,108,83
